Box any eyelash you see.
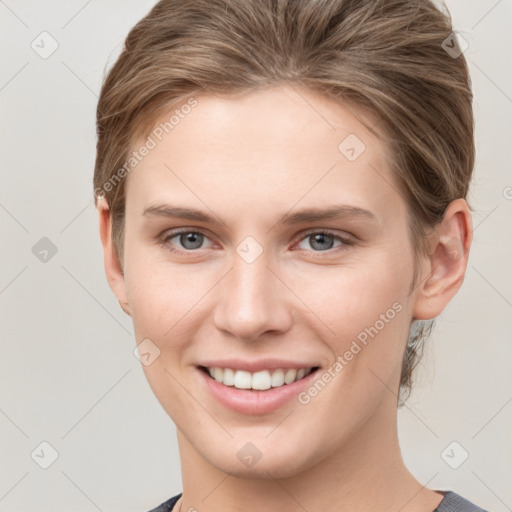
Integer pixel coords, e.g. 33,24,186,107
158,228,354,257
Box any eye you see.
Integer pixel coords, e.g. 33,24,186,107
295,231,352,252
159,228,353,255
160,229,213,253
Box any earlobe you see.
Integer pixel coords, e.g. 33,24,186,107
412,198,473,320
97,197,131,316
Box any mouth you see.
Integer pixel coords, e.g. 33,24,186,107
199,365,319,391
196,362,320,415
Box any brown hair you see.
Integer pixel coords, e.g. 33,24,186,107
93,0,474,400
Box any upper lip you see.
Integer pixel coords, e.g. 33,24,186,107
198,359,320,373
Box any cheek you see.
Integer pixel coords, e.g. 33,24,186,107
122,249,211,421
121,231,201,329
294,249,411,327
125,262,207,343
289,251,413,379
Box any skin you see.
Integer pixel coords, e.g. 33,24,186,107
98,85,472,512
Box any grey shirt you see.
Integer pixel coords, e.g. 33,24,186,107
147,491,489,511
435,491,489,512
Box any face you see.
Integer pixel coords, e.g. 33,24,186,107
117,85,422,477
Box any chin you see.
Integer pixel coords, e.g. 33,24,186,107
198,436,323,480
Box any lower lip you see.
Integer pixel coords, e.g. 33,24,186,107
197,367,319,415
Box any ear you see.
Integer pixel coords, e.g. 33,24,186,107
97,197,131,316
412,198,473,320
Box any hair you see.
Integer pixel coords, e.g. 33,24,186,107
93,0,474,400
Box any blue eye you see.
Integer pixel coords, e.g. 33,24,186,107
159,229,352,255
296,231,351,252
162,230,212,252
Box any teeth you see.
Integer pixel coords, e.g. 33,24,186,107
271,369,285,387
205,367,313,390
252,370,271,390
213,367,223,382
234,370,252,389
284,369,297,384
223,368,235,386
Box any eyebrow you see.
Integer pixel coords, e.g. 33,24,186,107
142,203,377,227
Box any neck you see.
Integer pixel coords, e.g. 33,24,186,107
175,403,443,512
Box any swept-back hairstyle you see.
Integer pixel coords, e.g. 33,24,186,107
93,0,474,399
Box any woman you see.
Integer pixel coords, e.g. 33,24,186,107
94,0,487,510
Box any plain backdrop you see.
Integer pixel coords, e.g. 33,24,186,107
0,1,511,511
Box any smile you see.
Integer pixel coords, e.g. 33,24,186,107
201,366,316,390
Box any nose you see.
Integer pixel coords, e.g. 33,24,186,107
212,250,293,342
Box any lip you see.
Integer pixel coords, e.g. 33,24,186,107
196,365,320,415
198,358,319,372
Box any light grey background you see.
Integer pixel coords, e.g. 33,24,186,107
0,1,511,511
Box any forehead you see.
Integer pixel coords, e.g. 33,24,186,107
125,85,404,223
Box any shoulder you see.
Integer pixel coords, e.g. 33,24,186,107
146,493,182,512
435,491,490,512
